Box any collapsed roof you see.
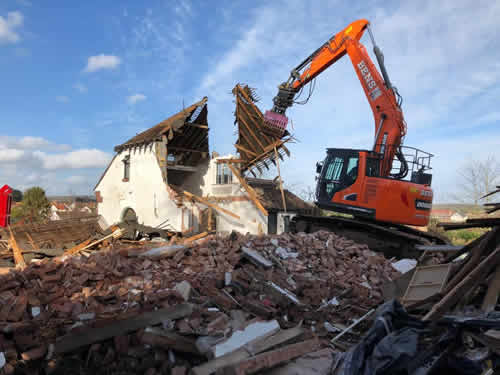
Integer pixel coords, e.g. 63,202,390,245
232,84,293,176
247,178,317,214
114,97,209,167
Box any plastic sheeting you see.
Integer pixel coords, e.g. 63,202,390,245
333,300,426,375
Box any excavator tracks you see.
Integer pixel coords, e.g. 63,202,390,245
289,215,448,259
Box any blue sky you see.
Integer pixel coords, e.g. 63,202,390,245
0,0,499,201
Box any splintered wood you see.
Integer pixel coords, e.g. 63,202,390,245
232,84,292,175
183,190,240,220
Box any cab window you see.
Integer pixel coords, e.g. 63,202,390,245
343,156,359,187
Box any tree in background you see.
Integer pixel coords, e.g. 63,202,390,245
17,187,51,222
11,189,23,202
454,156,500,204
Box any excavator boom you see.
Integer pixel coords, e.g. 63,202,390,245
262,19,435,231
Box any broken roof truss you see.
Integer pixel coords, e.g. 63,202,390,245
232,84,293,176
114,97,209,168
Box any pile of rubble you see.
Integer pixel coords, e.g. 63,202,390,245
0,230,401,374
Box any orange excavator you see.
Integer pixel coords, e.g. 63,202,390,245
263,19,443,256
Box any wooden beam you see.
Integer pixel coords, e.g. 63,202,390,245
235,86,275,144
221,339,320,375
274,147,287,212
184,123,209,129
25,232,38,251
8,227,26,269
216,158,246,164
183,231,208,244
183,191,240,220
235,99,267,152
235,144,257,157
482,265,500,313
227,164,268,217
168,146,207,154
424,245,500,321
63,238,92,256
443,228,498,294
55,304,193,354
192,325,305,375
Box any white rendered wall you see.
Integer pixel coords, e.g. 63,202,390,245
95,150,267,235
95,145,185,231
201,155,268,235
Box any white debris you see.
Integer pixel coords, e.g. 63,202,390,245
173,280,192,302
391,259,417,274
215,320,280,357
360,281,372,290
268,281,302,305
151,237,168,242
77,312,95,321
31,307,41,317
0,352,5,369
270,238,279,246
324,322,340,333
317,296,340,311
46,344,55,360
242,247,273,268
275,247,299,259
327,297,339,306
225,272,232,286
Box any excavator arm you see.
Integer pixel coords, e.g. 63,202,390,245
266,19,407,177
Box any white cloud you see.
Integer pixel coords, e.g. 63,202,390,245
36,149,111,169
65,175,87,184
0,148,26,162
84,54,121,73
127,93,146,104
0,11,23,44
73,82,87,93
16,0,32,6
0,135,70,151
17,136,50,149
56,95,69,103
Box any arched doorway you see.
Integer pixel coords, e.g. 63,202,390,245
121,207,137,223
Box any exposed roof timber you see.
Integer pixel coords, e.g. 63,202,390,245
232,84,294,175
185,123,209,129
236,101,267,152
114,97,208,152
168,146,208,154
235,144,258,157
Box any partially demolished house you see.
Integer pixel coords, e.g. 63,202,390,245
95,91,315,236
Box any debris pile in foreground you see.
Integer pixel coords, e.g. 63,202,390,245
0,230,399,374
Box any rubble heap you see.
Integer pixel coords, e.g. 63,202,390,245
0,230,400,374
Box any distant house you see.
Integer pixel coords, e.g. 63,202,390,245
431,209,467,223
49,201,95,221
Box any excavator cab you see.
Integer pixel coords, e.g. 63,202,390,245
315,146,434,226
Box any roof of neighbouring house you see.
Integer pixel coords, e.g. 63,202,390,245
431,209,454,217
51,202,67,211
247,178,317,213
114,97,208,153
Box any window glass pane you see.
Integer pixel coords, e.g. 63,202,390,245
366,157,380,177
346,157,358,179
325,157,344,180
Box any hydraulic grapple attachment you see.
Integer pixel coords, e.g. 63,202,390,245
262,110,289,138
261,84,296,138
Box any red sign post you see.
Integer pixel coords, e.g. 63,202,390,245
0,185,13,227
